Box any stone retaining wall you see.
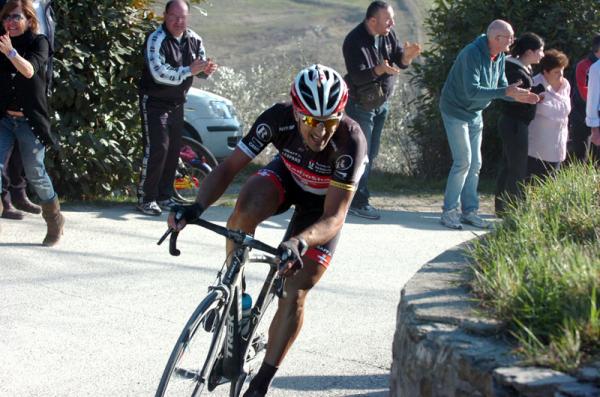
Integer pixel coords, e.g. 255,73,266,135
389,244,600,397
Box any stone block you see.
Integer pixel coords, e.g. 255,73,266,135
493,366,578,397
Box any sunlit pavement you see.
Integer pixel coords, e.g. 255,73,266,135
0,204,488,396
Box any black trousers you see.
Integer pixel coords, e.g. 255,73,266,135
527,156,560,181
567,115,600,164
495,115,529,211
137,95,184,203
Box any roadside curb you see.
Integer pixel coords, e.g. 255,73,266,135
389,242,600,397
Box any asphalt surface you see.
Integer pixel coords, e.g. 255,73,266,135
0,204,488,396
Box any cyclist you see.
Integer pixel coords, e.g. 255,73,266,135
168,64,367,397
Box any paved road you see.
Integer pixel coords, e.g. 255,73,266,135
0,204,487,396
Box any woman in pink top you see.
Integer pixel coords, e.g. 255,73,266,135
527,49,571,179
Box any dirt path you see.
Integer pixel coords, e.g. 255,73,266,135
371,193,495,214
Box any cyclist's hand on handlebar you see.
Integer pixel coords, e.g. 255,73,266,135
276,237,308,277
167,203,205,231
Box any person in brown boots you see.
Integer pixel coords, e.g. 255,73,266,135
0,0,64,246
2,143,42,219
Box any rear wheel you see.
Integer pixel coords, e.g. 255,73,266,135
155,291,228,397
174,136,218,203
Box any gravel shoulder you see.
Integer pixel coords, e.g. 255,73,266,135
370,193,495,214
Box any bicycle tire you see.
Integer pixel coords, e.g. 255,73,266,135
155,290,228,397
174,137,218,203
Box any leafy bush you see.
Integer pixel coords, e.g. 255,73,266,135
410,0,600,178
469,162,600,371
47,0,157,199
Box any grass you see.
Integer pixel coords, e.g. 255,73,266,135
468,162,600,372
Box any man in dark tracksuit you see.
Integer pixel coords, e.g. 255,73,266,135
569,35,600,163
136,0,217,215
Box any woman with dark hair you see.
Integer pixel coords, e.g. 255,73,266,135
0,0,54,221
528,49,571,179
0,0,64,245
495,32,544,215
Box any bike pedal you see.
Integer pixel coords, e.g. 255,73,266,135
251,334,267,352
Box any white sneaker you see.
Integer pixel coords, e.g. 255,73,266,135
460,211,493,229
441,209,463,230
136,201,162,216
157,198,178,210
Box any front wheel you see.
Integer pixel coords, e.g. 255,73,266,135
155,290,228,397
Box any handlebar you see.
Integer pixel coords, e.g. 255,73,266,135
158,218,278,256
157,217,286,298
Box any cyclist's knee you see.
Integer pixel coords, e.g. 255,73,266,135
227,200,270,231
279,287,308,314
228,178,280,229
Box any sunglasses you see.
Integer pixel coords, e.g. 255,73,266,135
3,13,25,22
301,114,342,130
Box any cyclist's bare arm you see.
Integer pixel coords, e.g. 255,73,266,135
293,185,354,248
168,148,252,230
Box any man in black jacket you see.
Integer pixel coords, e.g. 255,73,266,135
342,0,421,220
136,0,217,215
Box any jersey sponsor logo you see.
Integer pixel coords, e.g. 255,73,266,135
248,137,265,152
313,162,332,174
282,148,302,163
282,157,331,194
334,170,347,179
335,154,353,171
278,124,296,132
256,123,273,142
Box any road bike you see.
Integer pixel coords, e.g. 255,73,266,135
174,137,218,203
155,218,286,397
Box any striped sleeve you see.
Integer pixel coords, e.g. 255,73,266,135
188,30,207,61
145,27,192,86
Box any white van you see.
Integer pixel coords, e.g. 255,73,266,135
183,87,243,161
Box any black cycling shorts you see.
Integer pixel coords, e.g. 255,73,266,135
255,156,341,268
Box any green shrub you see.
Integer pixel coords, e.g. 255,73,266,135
47,0,156,199
469,162,600,371
410,0,600,178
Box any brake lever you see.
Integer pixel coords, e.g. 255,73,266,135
274,277,286,299
157,228,172,246
274,250,289,299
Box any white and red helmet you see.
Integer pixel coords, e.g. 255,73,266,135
291,64,348,117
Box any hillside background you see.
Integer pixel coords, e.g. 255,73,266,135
164,0,429,78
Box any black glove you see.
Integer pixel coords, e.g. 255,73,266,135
276,237,308,275
171,202,205,224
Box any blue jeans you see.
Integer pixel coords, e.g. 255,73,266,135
344,99,389,207
0,116,56,202
441,112,482,213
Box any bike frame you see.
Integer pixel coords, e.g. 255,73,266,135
158,218,284,396
214,247,281,395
